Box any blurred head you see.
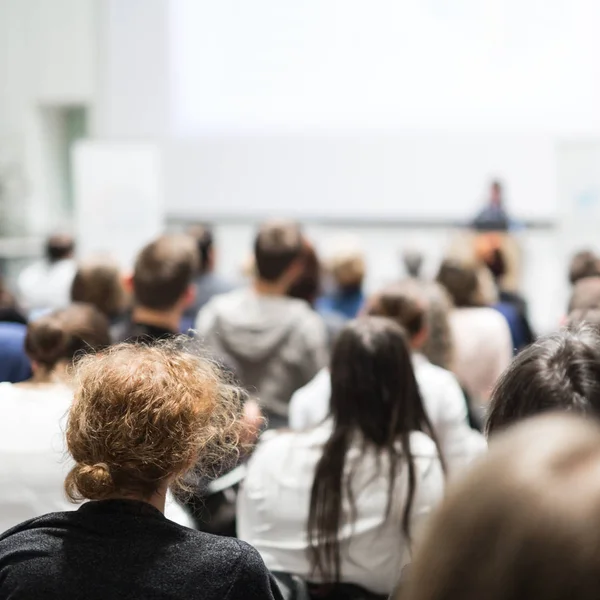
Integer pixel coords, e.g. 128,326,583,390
327,243,366,293
25,304,111,373
436,258,483,308
569,250,600,285
486,325,600,437
187,224,214,275
308,317,441,583
401,414,600,600
132,235,198,312
287,240,321,306
419,281,454,370
367,280,427,349
568,276,600,313
253,220,303,287
402,249,424,279
71,257,128,320
490,179,503,206
475,233,506,280
567,308,600,329
65,341,245,503
45,233,74,263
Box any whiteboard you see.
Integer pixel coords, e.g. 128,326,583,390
165,133,557,222
72,141,165,268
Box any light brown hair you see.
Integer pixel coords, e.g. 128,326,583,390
399,414,600,600
569,250,600,285
367,280,426,338
254,220,303,282
65,340,245,502
133,235,198,310
71,257,128,319
436,258,484,308
25,304,111,370
568,276,600,313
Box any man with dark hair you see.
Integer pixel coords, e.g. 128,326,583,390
196,220,327,428
116,234,198,343
17,233,76,317
568,250,600,285
182,225,235,330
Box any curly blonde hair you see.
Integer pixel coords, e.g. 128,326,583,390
65,340,245,502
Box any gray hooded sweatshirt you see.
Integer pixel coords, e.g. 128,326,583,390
196,288,328,419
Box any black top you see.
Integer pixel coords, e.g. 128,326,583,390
0,500,283,600
113,319,178,344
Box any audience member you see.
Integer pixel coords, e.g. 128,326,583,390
115,234,198,343
17,233,76,317
402,248,424,279
567,307,600,329
0,322,31,383
0,342,282,600
317,240,366,319
567,275,600,313
418,281,454,371
196,220,327,428
0,304,110,532
71,256,128,326
290,281,486,471
0,276,26,325
568,249,600,285
476,233,535,350
486,324,600,437
399,414,600,600
436,258,512,409
182,224,236,331
238,317,445,598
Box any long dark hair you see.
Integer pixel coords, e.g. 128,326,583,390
307,316,444,583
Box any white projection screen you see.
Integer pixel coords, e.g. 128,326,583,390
168,0,600,221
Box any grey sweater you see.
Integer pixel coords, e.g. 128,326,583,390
0,500,283,600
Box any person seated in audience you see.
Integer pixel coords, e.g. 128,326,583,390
196,220,327,429
436,258,512,412
399,414,600,600
290,281,485,471
181,224,236,331
0,304,110,532
568,249,600,285
0,342,282,600
418,281,454,371
0,276,27,325
115,234,198,343
486,324,600,437
0,322,31,383
317,240,366,319
17,233,77,317
238,317,445,598
567,274,600,314
71,255,129,331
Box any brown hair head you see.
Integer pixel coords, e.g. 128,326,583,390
253,220,303,282
133,235,199,310
568,276,600,313
65,340,245,502
71,257,128,319
287,240,322,305
400,413,600,600
436,258,482,308
569,250,600,285
367,280,427,338
25,304,111,370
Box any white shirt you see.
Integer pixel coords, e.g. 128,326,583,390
237,421,444,595
17,258,77,316
0,383,193,533
448,307,513,406
289,356,486,473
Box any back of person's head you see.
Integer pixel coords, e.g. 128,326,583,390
419,281,453,370
327,241,366,292
45,233,74,263
568,276,600,313
402,249,424,279
287,240,321,305
132,234,198,310
400,414,600,600
25,304,110,371
475,233,506,280
436,258,482,307
569,250,600,285
71,257,127,319
367,280,426,342
567,308,600,329
254,220,303,283
187,224,214,275
64,341,244,502
486,324,600,437
308,317,441,583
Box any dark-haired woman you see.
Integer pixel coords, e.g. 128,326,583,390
238,317,445,596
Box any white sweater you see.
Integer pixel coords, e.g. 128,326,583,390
289,355,486,473
237,421,444,595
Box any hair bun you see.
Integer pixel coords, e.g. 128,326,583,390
65,462,115,501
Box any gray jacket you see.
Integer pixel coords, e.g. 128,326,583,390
196,288,328,418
